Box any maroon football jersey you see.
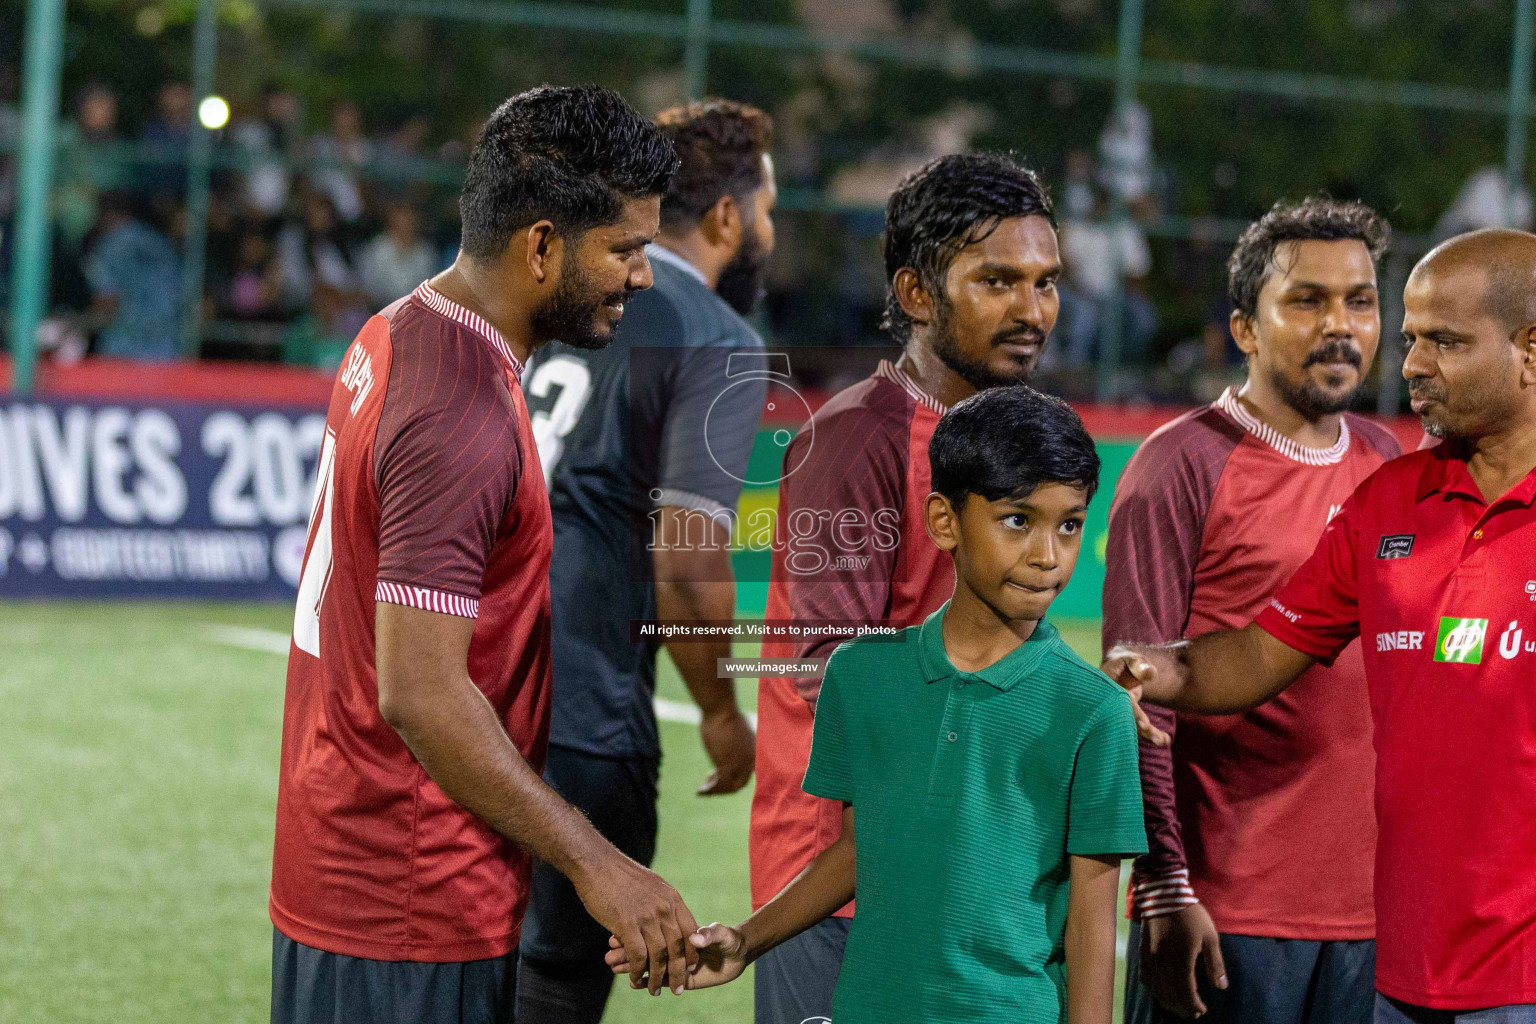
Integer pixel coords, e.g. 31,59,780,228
1105,388,1399,940
750,360,956,917
270,283,553,962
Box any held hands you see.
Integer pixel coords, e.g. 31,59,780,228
1140,903,1229,1018
573,852,700,996
606,922,751,992
697,707,755,796
1101,645,1173,747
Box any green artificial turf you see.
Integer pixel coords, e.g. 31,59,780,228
0,603,1120,1023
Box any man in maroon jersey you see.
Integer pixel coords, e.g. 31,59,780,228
1106,227,1536,1023
269,86,701,1024
1107,198,1401,1024
749,152,1062,1024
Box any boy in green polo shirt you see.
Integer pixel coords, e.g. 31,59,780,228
607,385,1148,1023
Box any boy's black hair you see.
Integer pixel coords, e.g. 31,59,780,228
880,152,1055,342
929,385,1100,508
1228,196,1390,320
459,85,679,260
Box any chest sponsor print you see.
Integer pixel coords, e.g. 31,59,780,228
1375,630,1424,653
1435,617,1488,664
1497,620,1536,659
1377,534,1415,559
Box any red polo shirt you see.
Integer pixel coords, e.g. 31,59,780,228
1255,443,1536,1010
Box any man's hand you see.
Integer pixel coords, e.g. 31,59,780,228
1102,645,1173,746
607,922,751,990
698,707,755,795
1140,903,1228,1018
572,853,700,996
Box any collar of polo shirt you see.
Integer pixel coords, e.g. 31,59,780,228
1415,442,1536,507
916,601,1060,691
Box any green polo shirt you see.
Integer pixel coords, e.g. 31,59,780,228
802,601,1147,1024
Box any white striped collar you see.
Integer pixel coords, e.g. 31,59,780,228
1215,386,1351,466
645,243,709,287
411,281,523,379
874,358,948,414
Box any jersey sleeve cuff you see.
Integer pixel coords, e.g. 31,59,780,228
1253,601,1341,663
1132,868,1198,920
653,488,733,523
801,773,851,803
375,580,480,619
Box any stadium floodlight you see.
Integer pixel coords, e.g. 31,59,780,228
198,95,229,130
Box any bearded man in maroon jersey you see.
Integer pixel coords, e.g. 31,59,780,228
269,86,704,1024
1107,198,1400,1024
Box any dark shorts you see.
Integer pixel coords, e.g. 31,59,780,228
517,745,660,965
1125,919,1375,1024
753,915,851,1024
1374,995,1536,1023
270,928,517,1024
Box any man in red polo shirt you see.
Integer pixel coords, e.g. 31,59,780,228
750,152,1061,1024
1107,227,1536,1021
269,86,700,1024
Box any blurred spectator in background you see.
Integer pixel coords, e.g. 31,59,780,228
56,83,129,251
232,84,304,219
1434,165,1533,237
310,100,371,223
83,190,181,361
1058,188,1157,367
276,187,367,334
376,113,432,180
1061,148,1095,220
1098,100,1156,209
138,82,192,203
220,227,283,321
359,199,438,310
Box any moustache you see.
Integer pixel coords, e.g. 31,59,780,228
1408,379,1448,403
1303,342,1363,369
993,328,1047,348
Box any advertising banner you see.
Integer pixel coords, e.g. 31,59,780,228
0,396,329,599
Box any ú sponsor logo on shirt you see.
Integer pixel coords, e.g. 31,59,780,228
1377,534,1415,559
1376,630,1424,653
1435,616,1488,664
1498,620,1536,660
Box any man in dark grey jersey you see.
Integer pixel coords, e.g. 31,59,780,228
516,98,776,1024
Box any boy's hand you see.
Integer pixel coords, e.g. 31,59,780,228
607,922,751,990
1102,646,1172,746
1141,903,1228,1018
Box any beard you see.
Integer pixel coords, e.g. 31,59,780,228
715,223,769,316
929,295,1045,390
1409,375,1516,441
530,257,632,351
1411,379,1455,439
1268,338,1365,420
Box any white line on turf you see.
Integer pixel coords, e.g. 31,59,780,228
203,624,293,655
203,624,756,727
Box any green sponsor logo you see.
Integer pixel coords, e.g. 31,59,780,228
1435,617,1488,664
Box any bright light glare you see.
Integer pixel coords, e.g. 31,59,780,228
198,96,230,130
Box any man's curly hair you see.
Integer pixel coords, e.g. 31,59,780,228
1228,197,1391,320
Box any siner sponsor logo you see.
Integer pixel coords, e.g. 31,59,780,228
1376,630,1424,653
